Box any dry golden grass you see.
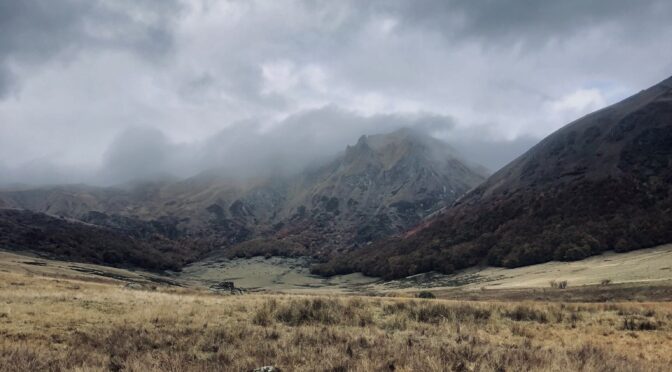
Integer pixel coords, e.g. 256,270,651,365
2,268,672,372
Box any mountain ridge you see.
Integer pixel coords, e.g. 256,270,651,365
0,128,487,268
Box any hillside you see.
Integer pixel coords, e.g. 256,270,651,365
314,75,672,279
0,209,208,271
0,129,486,267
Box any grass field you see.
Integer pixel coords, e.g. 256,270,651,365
2,252,672,371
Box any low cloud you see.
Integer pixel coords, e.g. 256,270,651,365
1,106,538,186
98,107,461,184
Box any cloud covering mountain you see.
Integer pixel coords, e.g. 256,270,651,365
1,0,672,185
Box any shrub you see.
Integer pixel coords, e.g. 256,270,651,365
416,291,436,299
252,306,273,326
622,317,658,331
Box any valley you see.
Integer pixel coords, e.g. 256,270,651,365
4,2,672,370
1,248,672,371
3,243,672,298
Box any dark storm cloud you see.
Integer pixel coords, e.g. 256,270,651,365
0,0,181,96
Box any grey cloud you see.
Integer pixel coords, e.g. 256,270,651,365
451,136,539,172
0,0,181,96
96,106,536,185
0,107,486,186
371,0,672,46
95,107,459,184
0,158,95,186
101,126,176,184
1,0,671,187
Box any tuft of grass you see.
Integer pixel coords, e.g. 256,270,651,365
254,297,373,327
503,305,549,323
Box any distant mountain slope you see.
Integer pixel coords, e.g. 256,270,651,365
0,209,208,270
314,76,672,279
0,128,486,266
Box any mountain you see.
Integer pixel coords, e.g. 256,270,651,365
263,128,486,255
314,75,672,279
0,128,486,268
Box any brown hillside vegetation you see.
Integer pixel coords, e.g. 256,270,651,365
0,209,209,271
2,266,672,371
314,76,672,279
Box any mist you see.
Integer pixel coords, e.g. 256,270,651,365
0,106,540,187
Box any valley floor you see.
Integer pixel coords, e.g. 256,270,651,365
4,243,672,296
178,244,672,296
1,248,672,371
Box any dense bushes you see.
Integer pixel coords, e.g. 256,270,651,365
223,239,308,259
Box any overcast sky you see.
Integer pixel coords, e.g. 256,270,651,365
1,0,672,185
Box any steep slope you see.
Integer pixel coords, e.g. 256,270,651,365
0,128,486,264
314,75,672,279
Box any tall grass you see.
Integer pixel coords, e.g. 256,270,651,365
1,269,671,371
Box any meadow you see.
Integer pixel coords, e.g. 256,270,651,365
1,264,672,372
